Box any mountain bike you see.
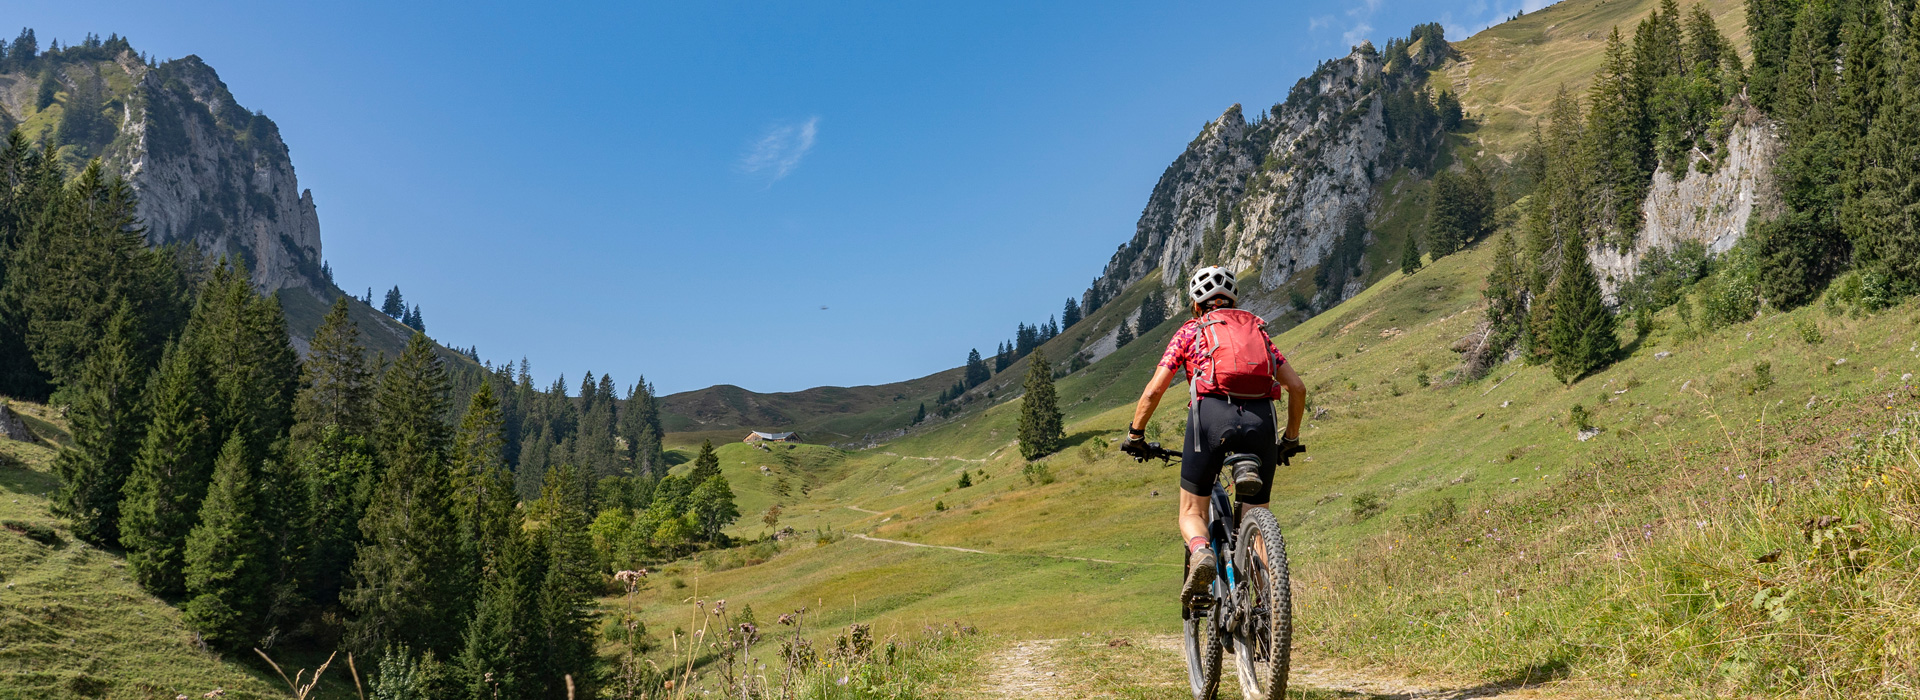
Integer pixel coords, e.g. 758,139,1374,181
1133,443,1293,700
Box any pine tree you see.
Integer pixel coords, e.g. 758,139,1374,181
1400,230,1423,275
532,461,597,698
618,377,664,476
291,297,373,450
1547,237,1619,383
455,529,542,699
52,300,146,545
1425,170,1471,256
964,349,990,388
296,425,375,610
182,432,269,650
1017,350,1064,460
1137,295,1165,333
1062,298,1082,328
453,382,517,573
1115,321,1134,348
913,403,926,425
120,340,217,596
345,332,468,657
1849,7,1920,288
1587,27,1648,237
382,286,405,318
187,261,299,465
687,439,721,486
1483,228,1528,358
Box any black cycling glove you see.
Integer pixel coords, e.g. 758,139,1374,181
1121,434,1150,458
1278,436,1306,465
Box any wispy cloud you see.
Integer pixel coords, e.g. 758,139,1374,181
740,117,819,184
1343,21,1375,47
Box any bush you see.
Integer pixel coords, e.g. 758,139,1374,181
1796,318,1825,345
1617,241,1712,313
934,500,946,512
1349,492,1387,522
956,472,972,488
1742,361,1774,395
1021,462,1055,486
1569,404,1592,431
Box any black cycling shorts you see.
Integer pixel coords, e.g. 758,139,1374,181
1180,395,1278,504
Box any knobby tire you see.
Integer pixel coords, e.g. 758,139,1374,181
1232,508,1292,700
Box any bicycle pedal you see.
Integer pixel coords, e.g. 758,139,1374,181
1184,594,1217,612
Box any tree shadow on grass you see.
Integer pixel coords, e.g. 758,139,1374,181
0,459,57,498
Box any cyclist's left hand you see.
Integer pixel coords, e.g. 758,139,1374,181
1121,435,1151,459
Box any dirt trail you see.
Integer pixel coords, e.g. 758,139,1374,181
852,534,1179,567
979,639,1067,699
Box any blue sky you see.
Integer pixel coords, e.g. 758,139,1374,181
21,0,1546,395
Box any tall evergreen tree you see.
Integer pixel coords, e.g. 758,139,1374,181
1483,228,1528,360
1849,8,1920,288
1017,349,1064,460
346,332,468,657
297,425,375,610
618,377,664,476
1115,321,1134,348
120,340,217,596
1400,229,1423,275
532,461,598,698
186,261,300,465
453,382,517,574
454,528,543,699
182,432,270,650
52,300,146,545
963,349,990,388
1587,27,1648,237
687,439,721,486
1547,237,1619,383
382,286,405,318
1062,297,1082,328
1136,295,1165,333
291,297,374,450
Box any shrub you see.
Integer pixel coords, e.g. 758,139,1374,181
1796,318,1825,345
934,500,946,512
1022,462,1055,486
1743,361,1774,395
956,472,972,489
1569,404,1592,431
1349,492,1387,522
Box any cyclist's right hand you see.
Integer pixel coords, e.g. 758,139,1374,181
1278,436,1306,465
1121,435,1151,459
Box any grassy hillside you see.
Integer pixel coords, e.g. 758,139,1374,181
1440,0,1747,157
0,402,305,699
659,367,965,447
617,226,1920,695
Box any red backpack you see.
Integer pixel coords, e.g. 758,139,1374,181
1192,308,1276,399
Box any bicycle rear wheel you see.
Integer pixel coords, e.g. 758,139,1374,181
1231,508,1292,700
1182,547,1223,699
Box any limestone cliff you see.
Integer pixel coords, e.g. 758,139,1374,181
1590,119,1783,298
1083,38,1447,325
0,48,325,293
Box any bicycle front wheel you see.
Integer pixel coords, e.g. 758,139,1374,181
1231,508,1292,700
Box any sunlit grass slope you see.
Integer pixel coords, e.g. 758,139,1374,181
0,401,290,699
1441,0,1747,156
621,230,1920,692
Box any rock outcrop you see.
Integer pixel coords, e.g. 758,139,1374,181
0,50,326,293
1590,119,1784,297
1082,42,1438,321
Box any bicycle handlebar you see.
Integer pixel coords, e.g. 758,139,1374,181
1126,442,1180,463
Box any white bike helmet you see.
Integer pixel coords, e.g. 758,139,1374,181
1188,266,1237,305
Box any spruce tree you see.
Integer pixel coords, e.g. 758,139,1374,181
345,332,468,657
1115,321,1134,348
1547,237,1619,383
52,301,146,545
452,382,517,574
1017,349,1064,460
964,349,990,388
382,286,405,318
1483,228,1528,359
1062,298,1082,328
618,377,664,476
297,425,375,610
120,340,217,596
187,260,299,464
183,432,269,650
455,529,542,699
1137,295,1165,332
533,461,597,698
1426,170,1470,256
291,297,374,450
687,439,721,485
913,403,926,425
1400,231,1423,275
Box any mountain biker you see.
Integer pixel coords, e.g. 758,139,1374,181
1122,266,1306,605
